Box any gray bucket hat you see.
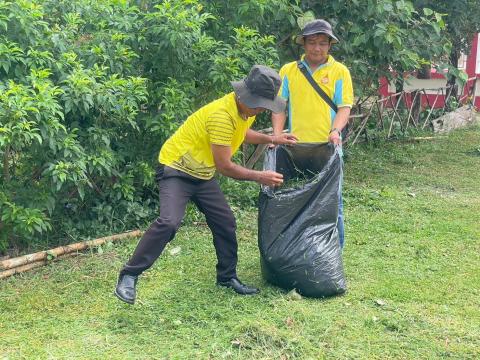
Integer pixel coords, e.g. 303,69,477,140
231,65,286,113
295,19,339,45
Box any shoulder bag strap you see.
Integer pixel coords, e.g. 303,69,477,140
297,60,338,113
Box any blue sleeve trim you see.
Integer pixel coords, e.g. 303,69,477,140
331,79,343,124
281,75,289,100
330,79,343,124
281,75,292,132
334,79,343,105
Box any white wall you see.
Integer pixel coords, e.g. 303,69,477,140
387,76,448,94
403,76,448,93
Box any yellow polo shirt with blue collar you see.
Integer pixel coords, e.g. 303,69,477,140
159,92,255,180
279,55,353,143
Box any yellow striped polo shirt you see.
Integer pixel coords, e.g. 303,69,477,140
279,55,354,143
159,92,255,180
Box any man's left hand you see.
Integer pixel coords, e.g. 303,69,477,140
328,129,342,145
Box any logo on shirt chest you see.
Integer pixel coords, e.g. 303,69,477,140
321,76,329,84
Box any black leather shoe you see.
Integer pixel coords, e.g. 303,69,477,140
217,278,259,295
114,274,138,304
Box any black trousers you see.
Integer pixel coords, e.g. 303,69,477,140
121,166,238,282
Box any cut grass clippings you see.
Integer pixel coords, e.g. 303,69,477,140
1,124,479,359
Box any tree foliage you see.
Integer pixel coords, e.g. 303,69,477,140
413,0,480,59
413,0,480,85
295,0,449,101
0,0,151,252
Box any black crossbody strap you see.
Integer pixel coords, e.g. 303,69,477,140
297,60,338,113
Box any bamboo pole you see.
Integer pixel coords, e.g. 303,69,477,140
0,230,142,273
351,106,374,145
422,88,442,129
0,253,79,280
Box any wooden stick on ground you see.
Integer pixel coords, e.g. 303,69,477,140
0,253,80,280
0,230,142,273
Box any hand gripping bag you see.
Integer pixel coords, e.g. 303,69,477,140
258,143,346,297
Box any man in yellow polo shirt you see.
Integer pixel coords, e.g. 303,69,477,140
115,65,297,304
272,19,354,249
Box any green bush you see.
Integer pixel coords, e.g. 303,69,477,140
0,0,286,253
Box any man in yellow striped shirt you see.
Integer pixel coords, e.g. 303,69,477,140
115,65,297,304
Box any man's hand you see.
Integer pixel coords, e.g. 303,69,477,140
328,128,342,145
271,133,298,146
329,107,350,146
211,144,283,186
256,170,284,187
245,129,297,148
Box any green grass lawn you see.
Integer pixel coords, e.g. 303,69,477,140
1,124,479,359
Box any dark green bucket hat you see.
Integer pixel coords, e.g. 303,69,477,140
231,65,286,113
295,19,339,45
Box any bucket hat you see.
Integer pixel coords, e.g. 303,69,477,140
231,65,286,113
295,19,339,45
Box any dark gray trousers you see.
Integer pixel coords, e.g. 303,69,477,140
121,166,238,282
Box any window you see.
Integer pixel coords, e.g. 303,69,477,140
458,53,467,70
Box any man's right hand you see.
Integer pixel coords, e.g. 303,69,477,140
211,144,284,186
257,170,284,186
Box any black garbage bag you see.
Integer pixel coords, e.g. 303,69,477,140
258,143,346,298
